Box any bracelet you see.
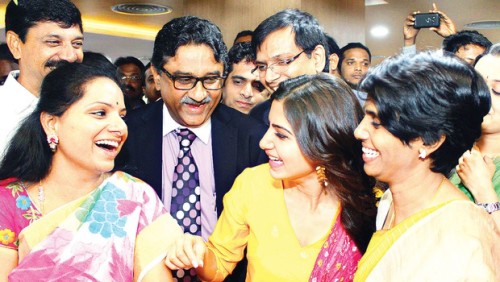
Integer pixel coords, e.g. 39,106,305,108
477,202,500,214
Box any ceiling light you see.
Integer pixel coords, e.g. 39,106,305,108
464,21,500,29
365,0,388,6
370,26,389,38
111,3,172,15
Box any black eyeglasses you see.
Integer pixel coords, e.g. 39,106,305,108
0,75,8,86
161,67,225,90
252,50,308,75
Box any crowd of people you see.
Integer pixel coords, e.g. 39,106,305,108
0,0,498,281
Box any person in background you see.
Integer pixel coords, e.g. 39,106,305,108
165,74,376,281
0,43,18,85
353,51,499,281
249,9,328,125
403,3,491,65
0,62,183,281
338,42,371,106
325,35,341,77
115,56,146,110
116,16,267,281
143,62,161,104
450,43,500,228
0,0,84,156
222,42,269,114
233,30,253,45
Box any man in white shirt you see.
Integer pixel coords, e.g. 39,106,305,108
0,0,84,155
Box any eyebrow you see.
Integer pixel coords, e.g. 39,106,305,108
231,75,249,81
271,123,293,135
172,70,222,76
89,101,125,111
365,109,378,118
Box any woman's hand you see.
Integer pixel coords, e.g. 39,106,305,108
165,233,206,271
456,149,498,202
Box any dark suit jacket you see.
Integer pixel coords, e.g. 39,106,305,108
116,100,268,216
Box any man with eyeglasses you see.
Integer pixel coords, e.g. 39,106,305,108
249,9,329,125
222,42,270,114
116,15,267,281
115,56,146,110
0,0,84,156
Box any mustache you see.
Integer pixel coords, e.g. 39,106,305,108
45,60,70,69
180,95,212,105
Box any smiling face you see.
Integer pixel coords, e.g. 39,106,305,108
152,44,224,127
255,27,323,92
340,48,370,88
354,100,421,183
8,21,84,95
259,100,315,182
222,60,268,114
49,77,127,175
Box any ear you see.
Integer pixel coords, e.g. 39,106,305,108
310,44,326,74
40,112,59,135
6,31,22,60
150,66,162,91
412,135,446,156
328,53,340,75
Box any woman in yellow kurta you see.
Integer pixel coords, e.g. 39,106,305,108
353,51,500,281
166,74,377,281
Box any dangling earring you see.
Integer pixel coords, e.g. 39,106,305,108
47,133,59,152
316,165,328,187
418,148,427,160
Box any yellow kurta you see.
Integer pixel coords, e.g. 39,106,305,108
207,164,335,281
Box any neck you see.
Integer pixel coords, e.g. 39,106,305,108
283,177,336,210
389,170,444,223
17,70,41,98
476,134,500,157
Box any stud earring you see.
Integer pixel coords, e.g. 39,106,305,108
47,133,59,152
418,148,427,160
316,165,328,187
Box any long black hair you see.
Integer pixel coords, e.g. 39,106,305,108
0,62,120,182
273,73,376,252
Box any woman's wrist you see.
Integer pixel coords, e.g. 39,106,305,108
477,202,500,214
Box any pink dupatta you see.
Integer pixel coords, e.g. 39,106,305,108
309,213,361,282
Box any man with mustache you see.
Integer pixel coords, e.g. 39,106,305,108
115,56,146,110
0,0,84,155
116,16,267,281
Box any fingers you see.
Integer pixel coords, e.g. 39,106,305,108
165,234,206,271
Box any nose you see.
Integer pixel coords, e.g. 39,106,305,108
189,80,209,102
110,113,128,138
354,62,362,71
59,43,81,63
354,120,368,141
240,82,254,99
264,67,280,85
259,127,273,151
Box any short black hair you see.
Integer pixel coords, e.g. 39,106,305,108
114,56,146,74
5,0,82,42
252,9,328,61
338,42,371,73
151,16,228,76
233,30,253,44
0,62,121,182
442,30,492,54
227,42,255,74
360,51,491,175
325,34,340,56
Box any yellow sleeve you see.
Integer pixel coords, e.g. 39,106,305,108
206,169,252,280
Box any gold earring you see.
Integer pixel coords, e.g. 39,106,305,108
316,165,328,187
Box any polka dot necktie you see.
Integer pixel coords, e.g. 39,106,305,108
171,128,201,281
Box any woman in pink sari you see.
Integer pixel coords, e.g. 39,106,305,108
0,62,182,281
165,74,376,281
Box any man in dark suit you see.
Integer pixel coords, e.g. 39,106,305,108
116,15,266,281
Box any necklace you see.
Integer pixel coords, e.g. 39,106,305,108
38,181,45,215
385,176,446,229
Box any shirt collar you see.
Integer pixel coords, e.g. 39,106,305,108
162,103,211,144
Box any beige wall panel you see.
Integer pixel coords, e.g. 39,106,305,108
185,0,364,48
